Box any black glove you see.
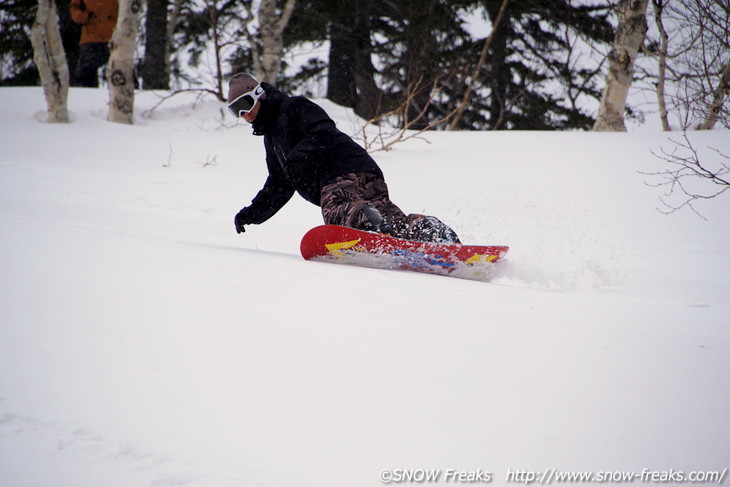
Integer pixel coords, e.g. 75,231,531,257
234,208,252,234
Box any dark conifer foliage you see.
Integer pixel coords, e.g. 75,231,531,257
285,0,614,130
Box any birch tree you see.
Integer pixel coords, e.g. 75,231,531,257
29,0,69,123
688,0,729,130
108,0,142,124
698,60,730,130
246,0,296,83
594,0,649,131
650,0,671,131
644,0,729,130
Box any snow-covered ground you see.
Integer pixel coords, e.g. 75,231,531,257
1,87,728,487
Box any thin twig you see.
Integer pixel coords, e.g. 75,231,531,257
640,132,730,219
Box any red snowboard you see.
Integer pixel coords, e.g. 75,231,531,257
300,225,509,278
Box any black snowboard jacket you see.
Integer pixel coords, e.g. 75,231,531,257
241,83,383,224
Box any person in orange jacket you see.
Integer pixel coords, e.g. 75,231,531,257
69,0,118,87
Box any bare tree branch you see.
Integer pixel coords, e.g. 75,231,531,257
355,75,460,152
640,132,730,219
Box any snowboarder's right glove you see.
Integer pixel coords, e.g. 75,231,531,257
234,208,252,234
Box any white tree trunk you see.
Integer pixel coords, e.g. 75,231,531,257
107,0,143,124
257,0,296,83
30,0,69,123
593,0,649,132
698,60,730,130
652,0,671,131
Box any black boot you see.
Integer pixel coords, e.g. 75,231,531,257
362,204,395,236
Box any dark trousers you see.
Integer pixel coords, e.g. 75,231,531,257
321,172,409,232
73,43,110,88
320,172,461,243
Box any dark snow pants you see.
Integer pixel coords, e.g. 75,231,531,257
320,172,460,243
321,172,409,231
73,43,110,88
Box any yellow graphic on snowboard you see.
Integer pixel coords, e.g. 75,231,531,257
325,239,362,257
464,253,498,264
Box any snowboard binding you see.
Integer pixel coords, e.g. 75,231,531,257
362,204,396,236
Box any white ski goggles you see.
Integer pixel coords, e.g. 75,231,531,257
227,84,265,117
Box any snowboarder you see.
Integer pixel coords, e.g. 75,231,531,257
227,73,460,244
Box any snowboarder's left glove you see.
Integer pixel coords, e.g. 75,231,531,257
234,208,252,234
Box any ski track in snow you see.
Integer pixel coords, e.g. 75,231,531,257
0,405,200,486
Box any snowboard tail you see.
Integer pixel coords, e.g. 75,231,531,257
300,225,508,278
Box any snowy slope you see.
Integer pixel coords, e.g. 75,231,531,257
1,87,728,487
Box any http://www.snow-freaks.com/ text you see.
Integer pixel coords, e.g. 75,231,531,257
378,467,728,484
